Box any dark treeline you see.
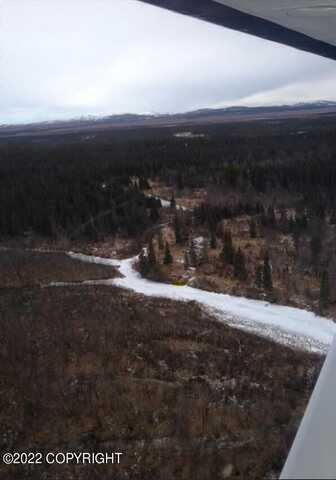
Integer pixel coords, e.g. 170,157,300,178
0,141,162,239
194,202,265,228
1,123,336,238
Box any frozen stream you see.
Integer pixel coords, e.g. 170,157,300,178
66,252,336,354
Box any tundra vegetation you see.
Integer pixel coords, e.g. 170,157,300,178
0,116,335,478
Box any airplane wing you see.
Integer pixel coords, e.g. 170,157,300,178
139,0,336,61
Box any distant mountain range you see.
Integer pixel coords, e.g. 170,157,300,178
1,101,336,138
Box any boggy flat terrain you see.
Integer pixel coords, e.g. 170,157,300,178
0,248,118,288
0,249,323,479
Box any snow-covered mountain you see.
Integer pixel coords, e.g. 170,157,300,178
1,101,336,137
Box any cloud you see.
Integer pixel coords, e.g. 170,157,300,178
235,73,336,107
1,0,336,123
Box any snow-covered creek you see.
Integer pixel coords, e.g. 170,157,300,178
66,251,336,354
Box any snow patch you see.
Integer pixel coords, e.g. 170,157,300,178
67,252,335,354
146,194,187,211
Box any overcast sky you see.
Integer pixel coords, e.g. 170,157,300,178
1,0,336,124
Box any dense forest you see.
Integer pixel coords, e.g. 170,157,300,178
0,124,336,235
1,122,336,239
1,120,336,311
0,141,162,239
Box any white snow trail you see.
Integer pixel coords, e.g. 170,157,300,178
67,252,336,354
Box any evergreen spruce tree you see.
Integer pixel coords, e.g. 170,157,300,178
139,177,150,190
184,249,190,269
288,215,295,233
263,252,273,290
174,214,182,244
330,210,336,225
260,207,268,227
189,239,198,267
255,265,263,289
278,207,288,232
319,270,330,312
150,204,160,223
234,248,247,281
200,240,209,265
249,218,257,238
139,250,150,277
148,239,156,266
163,242,173,265
267,206,276,228
221,230,235,264
300,213,308,230
158,230,164,251
210,230,217,249
310,235,321,265
177,173,184,191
